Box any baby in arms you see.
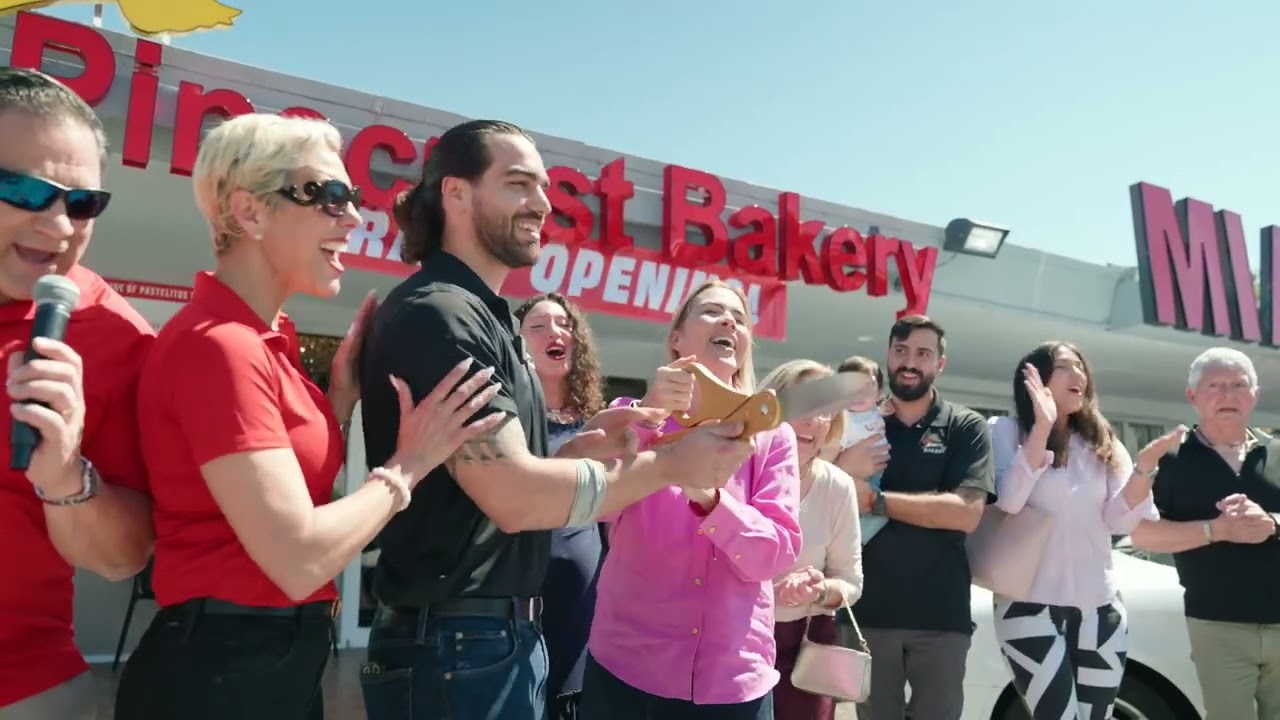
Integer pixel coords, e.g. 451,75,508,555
836,356,890,545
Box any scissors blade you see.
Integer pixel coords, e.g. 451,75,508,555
775,372,878,423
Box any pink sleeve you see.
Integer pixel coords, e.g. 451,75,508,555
1102,438,1159,533
701,424,803,584
990,416,1052,514
608,396,664,447
598,396,665,524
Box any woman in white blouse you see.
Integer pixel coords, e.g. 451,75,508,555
759,359,863,720
989,341,1179,720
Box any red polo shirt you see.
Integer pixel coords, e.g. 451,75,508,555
137,272,342,608
0,266,154,708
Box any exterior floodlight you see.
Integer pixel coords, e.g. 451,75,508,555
944,219,1009,259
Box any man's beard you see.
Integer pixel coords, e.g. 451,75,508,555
473,200,539,270
889,369,935,402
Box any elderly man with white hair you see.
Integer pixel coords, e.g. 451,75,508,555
1131,347,1280,720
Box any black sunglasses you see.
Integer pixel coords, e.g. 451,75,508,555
276,180,361,218
0,167,111,221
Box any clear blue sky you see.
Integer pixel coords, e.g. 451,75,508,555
44,0,1280,269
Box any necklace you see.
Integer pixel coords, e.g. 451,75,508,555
546,408,580,425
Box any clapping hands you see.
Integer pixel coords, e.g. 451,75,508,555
775,566,825,608
1212,493,1277,544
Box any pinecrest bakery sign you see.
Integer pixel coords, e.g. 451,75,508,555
7,12,940,341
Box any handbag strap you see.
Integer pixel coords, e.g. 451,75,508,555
800,593,870,653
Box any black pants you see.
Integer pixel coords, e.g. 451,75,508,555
579,654,773,720
114,603,332,720
548,692,581,720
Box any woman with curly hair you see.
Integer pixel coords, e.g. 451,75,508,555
988,341,1169,719
515,293,606,720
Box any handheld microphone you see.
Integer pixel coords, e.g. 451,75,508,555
10,274,81,471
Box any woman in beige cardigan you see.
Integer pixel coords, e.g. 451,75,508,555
760,359,864,720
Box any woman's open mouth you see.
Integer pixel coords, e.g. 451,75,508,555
709,336,736,354
320,240,346,273
546,342,567,361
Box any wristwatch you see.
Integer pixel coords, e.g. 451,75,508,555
1133,463,1159,480
870,489,887,517
34,457,100,506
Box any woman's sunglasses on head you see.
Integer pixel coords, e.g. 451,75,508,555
277,180,362,218
0,167,112,221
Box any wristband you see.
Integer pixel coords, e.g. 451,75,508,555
564,459,608,527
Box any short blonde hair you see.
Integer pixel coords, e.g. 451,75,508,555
667,280,756,392
759,359,845,446
193,113,343,254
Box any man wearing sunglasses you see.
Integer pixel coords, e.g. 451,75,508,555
0,68,156,719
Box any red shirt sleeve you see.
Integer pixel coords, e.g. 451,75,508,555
80,331,153,493
167,325,292,466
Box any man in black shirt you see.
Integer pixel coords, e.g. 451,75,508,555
356,119,757,720
833,315,995,720
1131,347,1280,720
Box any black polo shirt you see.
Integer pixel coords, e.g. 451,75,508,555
1152,431,1280,624
848,391,995,634
358,251,550,605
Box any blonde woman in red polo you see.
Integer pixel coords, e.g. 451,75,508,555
114,113,502,720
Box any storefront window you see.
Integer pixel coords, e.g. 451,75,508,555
1128,422,1168,454
604,377,647,404
295,334,343,392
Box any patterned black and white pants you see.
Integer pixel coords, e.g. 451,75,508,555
992,598,1128,720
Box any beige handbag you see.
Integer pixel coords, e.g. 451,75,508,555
966,503,1054,600
790,601,872,704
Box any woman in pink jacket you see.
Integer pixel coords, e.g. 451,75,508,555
578,280,803,720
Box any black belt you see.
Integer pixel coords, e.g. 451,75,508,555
170,597,340,621
389,596,542,622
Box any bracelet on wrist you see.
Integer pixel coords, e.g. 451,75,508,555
34,457,99,506
1133,463,1159,480
369,467,412,512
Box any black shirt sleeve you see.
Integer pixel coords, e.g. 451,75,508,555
1151,452,1178,519
381,290,518,423
944,411,996,501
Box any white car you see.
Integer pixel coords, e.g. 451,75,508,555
962,549,1204,719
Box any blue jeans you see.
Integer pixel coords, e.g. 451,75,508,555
360,606,548,720
859,471,888,544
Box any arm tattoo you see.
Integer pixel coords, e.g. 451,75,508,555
445,414,517,474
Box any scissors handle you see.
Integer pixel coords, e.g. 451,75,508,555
650,363,782,447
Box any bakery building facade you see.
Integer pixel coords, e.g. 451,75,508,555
3,11,1278,660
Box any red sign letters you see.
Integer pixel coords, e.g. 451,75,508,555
1130,181,1279,346
10,12,939,339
